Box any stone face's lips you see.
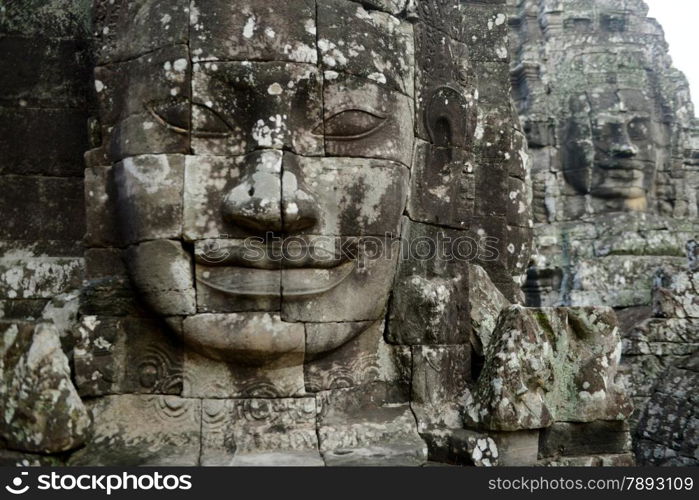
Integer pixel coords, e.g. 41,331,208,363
196,260,355,298
591,164,646,197
594,160,647,171
194,240,354,270
281,261,356,297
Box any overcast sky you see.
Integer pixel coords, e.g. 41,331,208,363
644,0,698,115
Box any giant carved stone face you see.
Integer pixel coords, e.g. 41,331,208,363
561,89,667,211
90,0,517,373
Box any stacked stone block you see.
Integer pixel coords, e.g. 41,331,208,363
0,0,92,464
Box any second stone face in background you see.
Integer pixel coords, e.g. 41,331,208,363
508,0,699,464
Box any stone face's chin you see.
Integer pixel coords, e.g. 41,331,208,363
178,310,371,365
180,313,305,365
623,196,648,212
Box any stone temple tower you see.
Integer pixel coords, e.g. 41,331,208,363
508,0,699,464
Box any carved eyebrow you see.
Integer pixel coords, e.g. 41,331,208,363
313,108,388,140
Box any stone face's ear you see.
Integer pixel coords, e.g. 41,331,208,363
560,114,595,195
687,240,699,271
124,239,196,317
425,85,475,150
467,263,511,358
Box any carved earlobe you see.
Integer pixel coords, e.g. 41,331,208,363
425,85,474,149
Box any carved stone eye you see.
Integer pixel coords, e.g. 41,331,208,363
147,99,231,138
315,109,387,140
190,102,231,138
628,118,650,141
146,98,189,133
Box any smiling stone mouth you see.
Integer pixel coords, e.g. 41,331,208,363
595,159,648,170
196,261,355,299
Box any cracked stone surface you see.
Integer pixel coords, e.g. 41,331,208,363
464,305,632,431
634,352,699,466
0,0,660,467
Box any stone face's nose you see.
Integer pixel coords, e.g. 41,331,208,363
221,150,284,233
282,167,319,233
610,140,638,158
610,125,639,158
221,150,319,234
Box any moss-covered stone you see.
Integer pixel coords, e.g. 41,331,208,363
464,305,632,431
0,321,90,454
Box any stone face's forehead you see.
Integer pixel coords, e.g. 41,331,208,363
189,0,415,96
317,0,414,96
190,0,318,64
565,87,658,118
587,88,657,116
191,61,324,157
557,0,647,17
587,113,653,126
93,0,190,64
